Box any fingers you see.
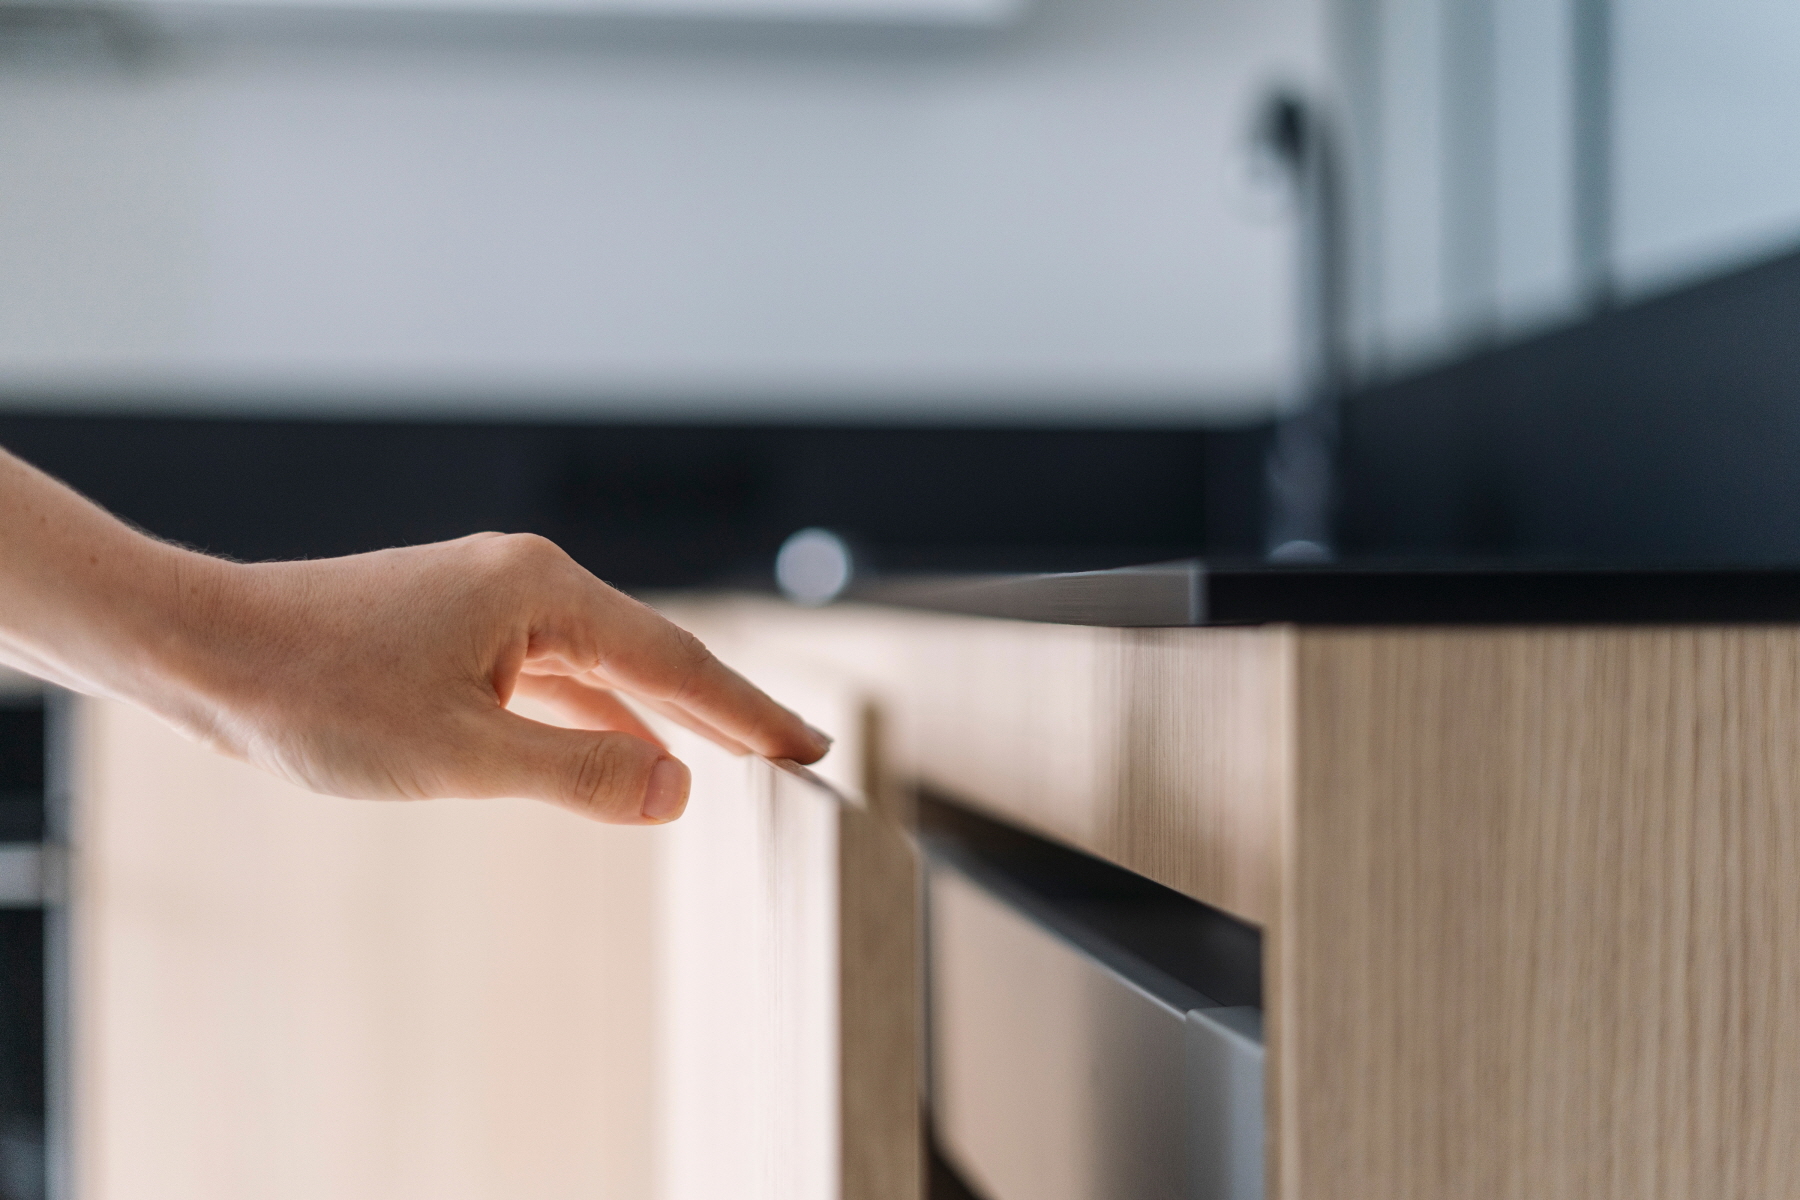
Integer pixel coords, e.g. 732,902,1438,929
513,673,665,748
634,694,754,756
482,709,691,825
580,590,830,764
517,668,753,758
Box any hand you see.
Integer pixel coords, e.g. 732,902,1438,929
152,532,828,824
0,448,807,823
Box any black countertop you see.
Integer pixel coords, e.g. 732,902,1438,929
850,560,1800,627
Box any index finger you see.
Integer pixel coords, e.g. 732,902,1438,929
581,586,830,764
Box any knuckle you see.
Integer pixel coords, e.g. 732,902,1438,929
567,736,640,816
477,532,564,573
468,533,571,597
502,532,564,566
669,625,709,665
662,628,714,700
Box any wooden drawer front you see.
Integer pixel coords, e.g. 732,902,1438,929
911,619,1291,926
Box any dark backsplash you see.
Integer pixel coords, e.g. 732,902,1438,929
1340,241,1800,566
0,417,1268,589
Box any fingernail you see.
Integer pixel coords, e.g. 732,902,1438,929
641,757,691,823
805,724,835,753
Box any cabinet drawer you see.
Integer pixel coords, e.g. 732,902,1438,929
908,619,1289,925
924,802,1263,1200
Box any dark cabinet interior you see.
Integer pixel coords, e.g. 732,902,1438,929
0,701,45,1200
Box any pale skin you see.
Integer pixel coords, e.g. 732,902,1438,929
0,446,829,824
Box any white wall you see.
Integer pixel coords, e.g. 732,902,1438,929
1345,0,1583,378
1614,0,1800,298
1343,0,1800,381
0,0,1323,422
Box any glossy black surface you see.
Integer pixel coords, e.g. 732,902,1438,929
1200,562,1800,624
857,559,1800,627
0,416,1256,589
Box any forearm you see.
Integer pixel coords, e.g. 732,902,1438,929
0,448,225,714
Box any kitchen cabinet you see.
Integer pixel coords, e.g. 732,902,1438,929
652,607,920,1200
62,572,1800,1199
665,591,1800,1200
61,615,920,1200
66,696,660,1200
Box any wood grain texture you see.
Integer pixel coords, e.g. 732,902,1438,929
663,598,1289,1198
899,614,1287,925
1277,627,1800,1200
839,705,922,1200
69,697,660,1200
1102,627,1290,928
669,603,1800,1200
656,745,840,1200
647,609,922,1200
671,598,1288,927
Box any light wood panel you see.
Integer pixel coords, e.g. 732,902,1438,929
1102,627,1290,927
1276,627,1800,1200
670,599,1288,927
71,599,925,1200
661,598,1286,1197
70,698,660,1200
656,744,840,1200
838,703,921,1200
645,619,921,1200
669,602,1800,1199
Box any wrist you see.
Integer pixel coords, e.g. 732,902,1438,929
116,540,259,735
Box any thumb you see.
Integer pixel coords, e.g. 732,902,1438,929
483,710,692,825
